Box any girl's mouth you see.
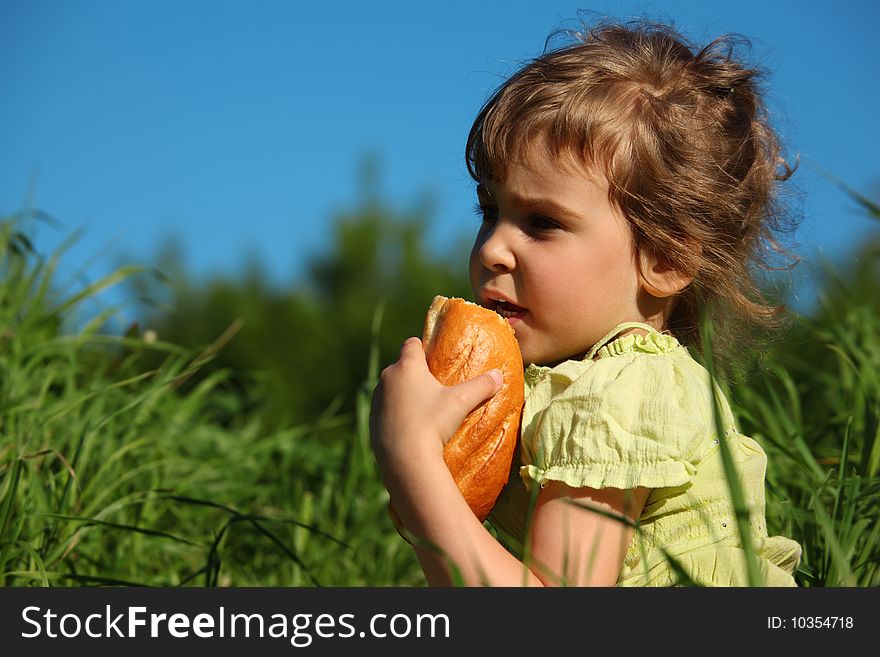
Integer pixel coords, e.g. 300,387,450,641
492,300,527,319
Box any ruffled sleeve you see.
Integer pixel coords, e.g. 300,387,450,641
520,343,722,491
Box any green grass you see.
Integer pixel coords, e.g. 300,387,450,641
0,217,423,586
1,211,878,587
731,296,880,586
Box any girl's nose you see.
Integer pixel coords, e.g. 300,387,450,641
476,222,516,272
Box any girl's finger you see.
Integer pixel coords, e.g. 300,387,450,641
400,336,422,354
448,369,503,416
398,337,425,366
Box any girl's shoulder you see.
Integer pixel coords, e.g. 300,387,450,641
525,321,706,393
593,323,708,390
598,325,719,418
524,321,729,441
519,324,730,491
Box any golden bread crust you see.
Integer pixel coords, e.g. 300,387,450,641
422,295,524,521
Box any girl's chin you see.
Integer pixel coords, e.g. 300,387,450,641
517,342,548,369
519,341,587,368
511,323,581,367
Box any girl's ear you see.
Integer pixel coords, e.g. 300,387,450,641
638,250,694,298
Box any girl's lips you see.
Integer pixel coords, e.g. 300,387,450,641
488,300,527,330
494,300,527,319
479,292,528,326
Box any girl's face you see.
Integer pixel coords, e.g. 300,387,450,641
469,143,659,366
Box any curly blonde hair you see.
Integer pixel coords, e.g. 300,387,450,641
466,20,797,355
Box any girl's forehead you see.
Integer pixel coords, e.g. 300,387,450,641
478,156,614,217
484,140,609,189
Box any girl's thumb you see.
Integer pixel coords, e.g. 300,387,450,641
454,369,503,411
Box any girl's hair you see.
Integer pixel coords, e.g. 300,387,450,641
466,20,797,355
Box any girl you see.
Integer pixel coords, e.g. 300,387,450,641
370,20,802,587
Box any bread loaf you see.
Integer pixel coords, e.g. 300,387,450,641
422,295,524,521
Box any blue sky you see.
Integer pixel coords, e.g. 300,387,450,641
2,0,879,319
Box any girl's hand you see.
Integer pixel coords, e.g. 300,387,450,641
369,337,648,587
369,337,503,472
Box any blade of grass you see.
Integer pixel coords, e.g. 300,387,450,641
700,318,764,586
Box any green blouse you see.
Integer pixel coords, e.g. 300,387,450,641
487,322,802,586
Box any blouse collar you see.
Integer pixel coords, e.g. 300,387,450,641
524,321,681,379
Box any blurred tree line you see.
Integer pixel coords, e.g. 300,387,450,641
758,187,880,464
130,164,474,433
128,167,880,443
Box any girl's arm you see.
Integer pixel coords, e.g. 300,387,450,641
370,337,649,586
528,482,650,586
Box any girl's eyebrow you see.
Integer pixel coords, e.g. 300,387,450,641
516,196,582,222
477,183,583,222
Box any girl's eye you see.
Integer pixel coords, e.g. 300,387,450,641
527,214,561,234
474,203,498,224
